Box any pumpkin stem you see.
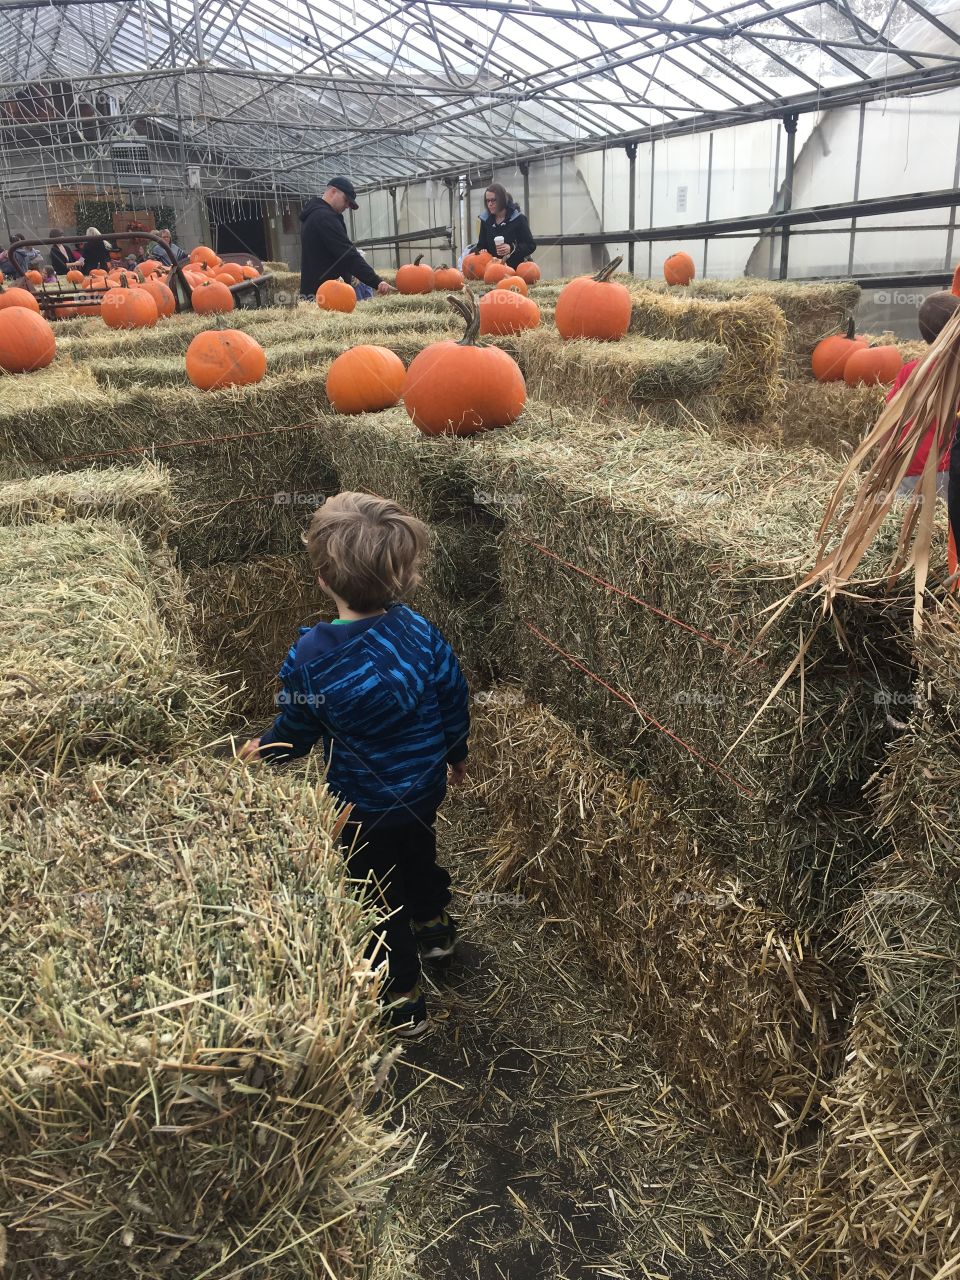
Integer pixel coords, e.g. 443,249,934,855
449,291,481,346
414,254,424,267
594,255,624,282
844,316,856,340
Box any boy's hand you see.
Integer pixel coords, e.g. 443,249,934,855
448,759,468,787
237,737,262,764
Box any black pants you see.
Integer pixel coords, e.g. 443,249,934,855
343,811,452,994
950,432,960,559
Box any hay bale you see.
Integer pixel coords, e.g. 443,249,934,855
262,258,289,271
0,756,408,1279
0,461,173,550
186,553,324,719
471,689,843,1153
505,329,727,425
0,372,340,569
640,277,861,378
479,406,913,925
626,286,787,422
0,519,224,770
777,379,887,459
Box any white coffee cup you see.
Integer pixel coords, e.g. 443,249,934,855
494,236,505,246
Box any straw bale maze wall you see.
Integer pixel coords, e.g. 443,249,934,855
1,276,954,1280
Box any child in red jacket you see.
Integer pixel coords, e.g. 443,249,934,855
889,291,960,500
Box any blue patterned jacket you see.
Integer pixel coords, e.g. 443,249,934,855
257,605,469,826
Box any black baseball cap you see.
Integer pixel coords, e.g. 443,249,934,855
327,176,359,210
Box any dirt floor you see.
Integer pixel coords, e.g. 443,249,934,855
379,784,778,1280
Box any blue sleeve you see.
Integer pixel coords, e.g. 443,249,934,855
256,644,328,763
433,631,470,764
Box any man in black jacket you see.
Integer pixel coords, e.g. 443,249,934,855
299,177,394,299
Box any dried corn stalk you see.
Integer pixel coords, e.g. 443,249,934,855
784,305,960,633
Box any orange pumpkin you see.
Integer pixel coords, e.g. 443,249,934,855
434,265,464,291
483,260,514,285
101,279,159,330
190,245,221,269
516,261,541,286
24,270,43,287
478,289,541,336
139,278,176,318
138,259,163,278
316,279,356,313
664,252,696,286
495,276,528,296
811,320,869,382
216,263,245,283
186,329,266,391
403,292,526,435
843,345,903,387
462,250,493,280
0,307,56,373
326,345,406,414
241,264,260,280
191,279,235,315
396,255,435,295
0,285,41,314
555,256,631,341
66,269,85,285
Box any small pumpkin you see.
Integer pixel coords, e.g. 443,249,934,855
463,250,493,281
326,345,406,414
403,292,526,436
0,307,56,373
478,289,541,336
66,269,85,285
241,263,260,280
100,278,159,330
190,245,221,268
664,252,696,286
186,329,266,391
843,344,903,387
216,263,245,283
495,276,528,296
191,279,235,315
138,259,164,278
483,260,514,285
555,256,631,341
434,265,464,291
516,261,541,286
24,270,43,287
139,278,176,318
811,319,868,382
396,255,435,295
316,279,356,313
0,285,41,314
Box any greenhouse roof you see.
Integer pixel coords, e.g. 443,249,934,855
1,0,959,194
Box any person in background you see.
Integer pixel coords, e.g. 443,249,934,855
81,227,112,273
5,233,43,278
238,491,469,1038
299,176,394,299
148,228,189,266
49,229,83,276
471,183,536,270
888,290,960,501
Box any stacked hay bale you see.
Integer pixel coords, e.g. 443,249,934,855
0,757,407,1280
772,606,960,1278
472,689,842,1152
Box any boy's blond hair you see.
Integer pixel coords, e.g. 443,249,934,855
302,492,428,611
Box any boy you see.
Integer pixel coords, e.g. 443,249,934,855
240,492,469,1037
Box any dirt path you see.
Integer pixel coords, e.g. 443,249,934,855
381,787,775,1280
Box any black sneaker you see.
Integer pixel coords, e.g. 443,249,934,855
413,911,459,962
383,986,429,1038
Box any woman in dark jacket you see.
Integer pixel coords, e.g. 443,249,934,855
81,227,112,273
472,183,536,270
49,228,83,275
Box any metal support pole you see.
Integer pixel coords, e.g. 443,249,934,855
847,101,866,276
768,122,781,278
648,140,656,278
519,160,531,218
703,132,714,277
945,118,960,271
464,181,472,253
626,142,637,274
445,178,456,260
390,187,401,267
779,112,798,281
